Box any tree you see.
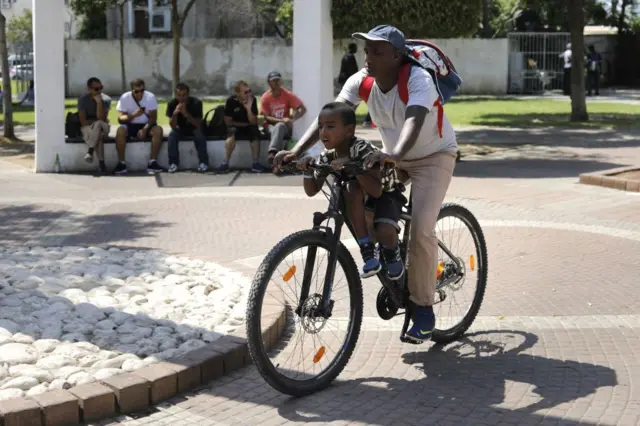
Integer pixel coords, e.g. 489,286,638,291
566,0,588,121
70,0,127,93
7,9,32,45
254,0,292,39
0,12,15,139
167,0,197,94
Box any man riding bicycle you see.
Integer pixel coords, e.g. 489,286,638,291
274,25,458,343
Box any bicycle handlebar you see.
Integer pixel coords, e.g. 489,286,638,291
280,159,394,175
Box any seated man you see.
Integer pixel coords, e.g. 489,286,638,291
166,82,208,173
217,80,268,173
261,71,307,166
114,78,164,175
77,77,111,174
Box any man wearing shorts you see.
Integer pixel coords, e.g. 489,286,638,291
218,80,269,173
275,25,458,343
114,78,164,175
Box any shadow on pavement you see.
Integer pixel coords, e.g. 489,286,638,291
0,204,170,247
453,158,627,179
189,330,617,425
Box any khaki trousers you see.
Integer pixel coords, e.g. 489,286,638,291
398,151,457,306
81,121,110,149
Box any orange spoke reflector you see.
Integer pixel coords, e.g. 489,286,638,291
436,262,445,279
313,346,326,364
469,255,475,271
282,266,296,282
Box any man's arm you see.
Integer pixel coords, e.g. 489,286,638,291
167,101,178,130
98,97,110,122
184,100,203,128
246,98,258,125
144,109,158,130
291,72,363,157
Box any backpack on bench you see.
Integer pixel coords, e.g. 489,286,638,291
359,39,462,138
202,105,227,138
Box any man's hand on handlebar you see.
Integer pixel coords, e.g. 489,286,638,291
295,156,315,172
364,152,398,171
272,150,297,171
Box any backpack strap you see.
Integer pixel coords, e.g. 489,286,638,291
359,75,375,103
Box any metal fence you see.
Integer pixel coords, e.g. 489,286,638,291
507,32,570,94
6,42,34,102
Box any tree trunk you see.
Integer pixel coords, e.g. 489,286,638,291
0,13,15,139
482,0,492,38
566,0,588,122
119,3,126,94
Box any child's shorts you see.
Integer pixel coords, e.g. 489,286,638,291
364,190,407,231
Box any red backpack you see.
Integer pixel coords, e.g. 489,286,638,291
358,39,462,138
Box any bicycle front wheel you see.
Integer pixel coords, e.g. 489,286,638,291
246,229,363,397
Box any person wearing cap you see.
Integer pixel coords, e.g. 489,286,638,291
260,71,307,167
273,25,458,344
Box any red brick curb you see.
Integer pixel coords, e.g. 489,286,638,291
579,166,640,192
0,287,286,426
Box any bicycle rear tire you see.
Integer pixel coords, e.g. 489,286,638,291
432,203,488,344
246,229,363,396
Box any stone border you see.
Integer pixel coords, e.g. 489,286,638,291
0,286,286,426
579,166,640,192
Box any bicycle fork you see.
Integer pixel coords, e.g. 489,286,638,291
295,211,342,319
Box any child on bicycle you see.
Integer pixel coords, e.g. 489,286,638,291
296,102,406,280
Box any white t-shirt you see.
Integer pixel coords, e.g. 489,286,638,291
116,91,159,124
338,67,457,161
560,49,572,68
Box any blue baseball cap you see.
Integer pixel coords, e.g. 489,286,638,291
352,25,406,50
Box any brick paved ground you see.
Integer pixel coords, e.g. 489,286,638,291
1,124,640,425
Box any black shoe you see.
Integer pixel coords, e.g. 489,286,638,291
147,160,164,174
112,162,127,175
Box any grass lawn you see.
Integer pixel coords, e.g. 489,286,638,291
1,97,638,130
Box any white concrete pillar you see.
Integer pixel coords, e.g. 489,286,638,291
33,0,66,172
292,0,333,151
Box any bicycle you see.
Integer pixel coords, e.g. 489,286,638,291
245,160,488,397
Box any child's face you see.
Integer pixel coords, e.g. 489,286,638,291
318,111,354,151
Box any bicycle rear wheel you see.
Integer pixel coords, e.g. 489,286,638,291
246,229,363,396
431,203,488,344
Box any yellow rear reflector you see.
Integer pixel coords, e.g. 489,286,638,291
436,262,445,279
469,255,475,271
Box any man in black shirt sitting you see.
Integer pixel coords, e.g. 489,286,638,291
217,80,268,173
166,83,209,172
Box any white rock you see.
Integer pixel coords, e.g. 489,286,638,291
88,296,119,308
0,329,12,339
0,336,12,346
93,368,123,381
92,354,136,369
0,388,25,399
121,358,144,372
33,339,60,353
0,343,38,365
36,355,75,369
52,344,95,360
53,366,83,379
1,376,39,390
60,332,88,343
26,383,49,396
67,372,94,386
9,365,53,382
0,320,19,334
0,364,7,380
48,379,72,390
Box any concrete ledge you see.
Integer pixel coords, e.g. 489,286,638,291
58,138,276,173
579,166,640,193
0,284,287,425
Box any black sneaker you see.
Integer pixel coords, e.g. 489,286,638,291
147,160,164,174
112,162,127,175
217,162,230,174
251,162,269,173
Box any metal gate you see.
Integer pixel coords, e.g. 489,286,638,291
7,42,34,103
507,32,570,94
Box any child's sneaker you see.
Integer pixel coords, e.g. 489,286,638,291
359,239,381,278
381,245,405,280
405,305,435,343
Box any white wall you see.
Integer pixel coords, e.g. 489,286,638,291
66,38,509,97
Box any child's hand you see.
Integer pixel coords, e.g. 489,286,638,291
330,157,349,171
296,156,315,171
